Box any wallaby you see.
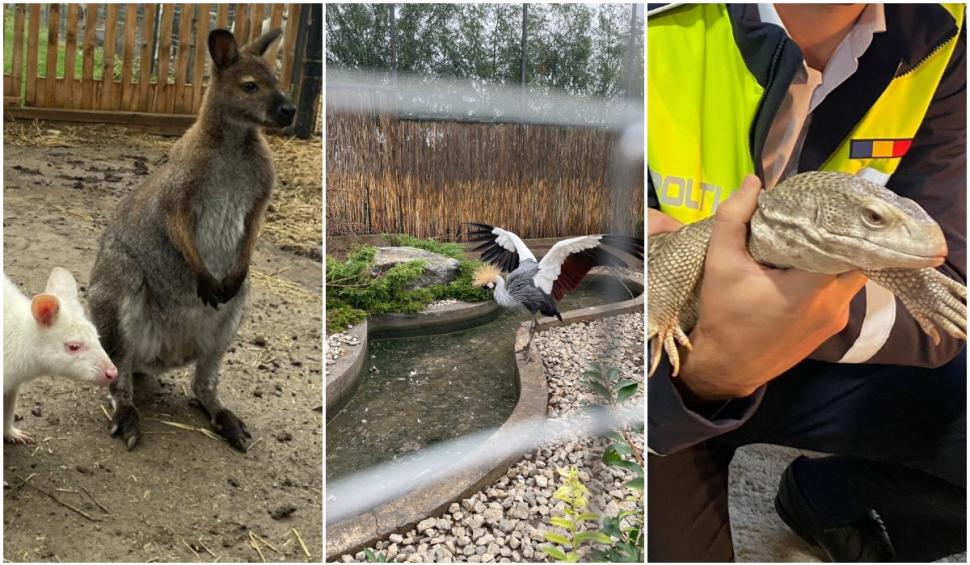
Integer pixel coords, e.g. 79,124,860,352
88,29,295,451
4,268,118,444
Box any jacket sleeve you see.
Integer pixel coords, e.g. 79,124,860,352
810,26,967,368
648,357,766,455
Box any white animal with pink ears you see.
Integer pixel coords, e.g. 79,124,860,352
3,268,117,444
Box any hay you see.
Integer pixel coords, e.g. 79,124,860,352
4,120,321,259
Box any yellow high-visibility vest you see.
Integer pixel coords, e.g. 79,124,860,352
648,3,964,225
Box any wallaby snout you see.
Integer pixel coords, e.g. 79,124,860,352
271,91,297,128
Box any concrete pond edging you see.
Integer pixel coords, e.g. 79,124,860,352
324,273,643,560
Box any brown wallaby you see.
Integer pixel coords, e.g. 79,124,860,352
88,29,295,451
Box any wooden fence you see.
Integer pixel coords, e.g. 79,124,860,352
326,110,645,240
3,4,304,131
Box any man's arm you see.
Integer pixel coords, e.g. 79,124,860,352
810,26,967,368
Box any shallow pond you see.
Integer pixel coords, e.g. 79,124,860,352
325,276,640,480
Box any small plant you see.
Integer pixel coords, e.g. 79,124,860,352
540,468,612,562
325,237,491,332
363,548,387,562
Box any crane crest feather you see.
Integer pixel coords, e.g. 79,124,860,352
473,263,502,287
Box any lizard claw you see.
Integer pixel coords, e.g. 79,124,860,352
648,322,692,377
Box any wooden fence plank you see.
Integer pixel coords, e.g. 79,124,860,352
266,4,284,71
280,4,301,90
100,4,118,109
25,4,40,106
137,4,157,112
173,3,194,113
43,4,60,107
235,3,250,44
81,5,97,109
63,5,79,107
11,5,27,102
250,4,264,43
120,3,137,110
216,4,229,30
155,4,175,113
192,3,210,112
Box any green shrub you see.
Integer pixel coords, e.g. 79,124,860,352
326,237,491,333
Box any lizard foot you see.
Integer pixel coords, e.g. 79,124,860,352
870,268,967,345
648,322,692,378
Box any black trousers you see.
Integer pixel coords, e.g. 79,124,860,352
648,349,967,562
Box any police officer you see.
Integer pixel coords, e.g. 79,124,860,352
648,4,966,561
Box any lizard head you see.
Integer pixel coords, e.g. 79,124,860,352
752,171,947,273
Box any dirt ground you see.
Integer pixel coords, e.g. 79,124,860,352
2,121,322,562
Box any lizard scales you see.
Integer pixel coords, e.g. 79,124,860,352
648,171,968,376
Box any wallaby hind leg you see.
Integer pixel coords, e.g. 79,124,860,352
108,359,141,451
192,351,250,451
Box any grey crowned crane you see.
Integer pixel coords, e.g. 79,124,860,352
466,223,643,359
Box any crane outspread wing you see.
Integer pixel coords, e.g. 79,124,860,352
466,223,537,272
536,234,644,300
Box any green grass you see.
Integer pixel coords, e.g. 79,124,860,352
4,9,132,95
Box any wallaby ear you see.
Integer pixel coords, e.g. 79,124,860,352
244,29,283,57
45,267,78,300
31,294,60,328
208,29,239,70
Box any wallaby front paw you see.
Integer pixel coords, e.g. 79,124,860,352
213,409,252,452
197,274,222,309
111,405,142,450
219,268,248,303
4,427,33,445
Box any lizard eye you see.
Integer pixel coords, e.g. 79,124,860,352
861,205,888,229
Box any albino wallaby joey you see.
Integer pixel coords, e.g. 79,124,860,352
88,29,295,451
4,268,118,444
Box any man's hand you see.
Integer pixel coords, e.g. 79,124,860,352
648,208,683,236
679,175,868,400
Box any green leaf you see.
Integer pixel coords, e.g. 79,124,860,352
540,545,568,561
602,447,624,466
610,442,634,456
616,382,639,403
549,516,575,530
574,531,614,545
543,532,573,547
585,380,611,399
607,367,620,382
624,477,644,490
614,459,644,476
575,512,600,522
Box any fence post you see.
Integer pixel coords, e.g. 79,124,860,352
287,3,322,139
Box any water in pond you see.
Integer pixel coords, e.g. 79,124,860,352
325,277,640,480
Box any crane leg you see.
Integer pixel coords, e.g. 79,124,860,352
518,312,538,362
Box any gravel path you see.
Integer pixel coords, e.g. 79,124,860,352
337,313,644,562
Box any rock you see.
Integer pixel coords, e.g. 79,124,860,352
370,247,459,290
269,504,296,520
483,507,503,524
535,475,548,488
417,517,437,533
389,533,404,544
475,533,495,546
